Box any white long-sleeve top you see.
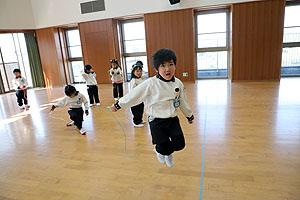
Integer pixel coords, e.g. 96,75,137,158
12,76,28,90
109,67,123,83
130,71,146,89
82,71,97,85
118,76,193,122
54,92,88,111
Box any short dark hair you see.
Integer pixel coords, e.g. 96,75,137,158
136,60,143,66
152,49,177,70
84,64,92,73
131,64,143,80
110,59,120,68
13,68,21,73
64,85,77,96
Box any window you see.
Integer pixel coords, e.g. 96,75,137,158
121,20,148,80
196,10,229,78
65,29,85,83
0,33,33,92
282,4,300,76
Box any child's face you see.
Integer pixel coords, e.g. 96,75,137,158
157,60,176,80
68,93,75,98
14,72,21,77
134,68,142,78
112,63,117,68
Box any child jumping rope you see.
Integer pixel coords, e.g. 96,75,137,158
50,85,89,135
130,63,146,127
12,69,30,110
110,49,194,167
82,64,100,107
109,59,123,102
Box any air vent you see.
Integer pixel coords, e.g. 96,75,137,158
80,0,105,14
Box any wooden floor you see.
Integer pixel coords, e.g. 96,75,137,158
0,78,299,200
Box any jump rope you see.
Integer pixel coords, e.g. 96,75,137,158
48,105,188,158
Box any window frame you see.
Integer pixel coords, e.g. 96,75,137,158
64,28,85,83
120,18,147,81
281,2,300,77
195,9,230,79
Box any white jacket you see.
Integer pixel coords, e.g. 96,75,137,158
109,67,123,83
82,71,97,85
12,76,28,90
54,92,88,111
118,75,193,122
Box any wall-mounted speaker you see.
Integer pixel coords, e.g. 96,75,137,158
169,0,180,5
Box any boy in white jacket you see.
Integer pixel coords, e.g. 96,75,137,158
12,69,30,110
50,85,89,135
82,64,100,107
111,49,194,167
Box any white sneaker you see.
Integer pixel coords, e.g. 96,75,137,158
19,106,25,110
66,121,75,127
90,104,95,107
141,120,146,124
165,154,174,167
96,103,100,106
25,105,30,109
79,128,86,135
155,151,166,164
133,123,144,128
114,98,119,102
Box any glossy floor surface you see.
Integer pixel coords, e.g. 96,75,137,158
0,78,300,200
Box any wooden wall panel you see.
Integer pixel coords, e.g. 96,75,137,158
35,28,67,87
232,0,285,81
79,19,119,84
144,9,196,82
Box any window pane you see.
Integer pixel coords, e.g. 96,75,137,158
283,27,300,43
197,51,227,70
70,61,85,82
197,12,227,48
198,33,226,48
0,34,18,63
17,33,33,87
123,21,145,41
197,51,227,78
124,39,146,53
125,56,148,80
282,47,300,67
197,13,227,34
69,46,82,58
66,30,81,46
284,5,300,27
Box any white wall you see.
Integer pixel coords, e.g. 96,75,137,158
30,0,257,29
0,0,35,29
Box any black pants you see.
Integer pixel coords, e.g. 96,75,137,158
149,117,185,156
113,83,123,98
16,90,28,106
131,103,144,125
68,108,84,129
87,85,100,104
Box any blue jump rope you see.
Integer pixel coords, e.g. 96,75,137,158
106,106,188,158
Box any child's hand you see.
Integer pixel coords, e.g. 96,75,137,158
116,72,120,75
50,105,56,112
111,71,114,75
110,104,117,112
188,120,193,124
85,110,89,116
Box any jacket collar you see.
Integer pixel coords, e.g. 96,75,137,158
156,73,175,82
